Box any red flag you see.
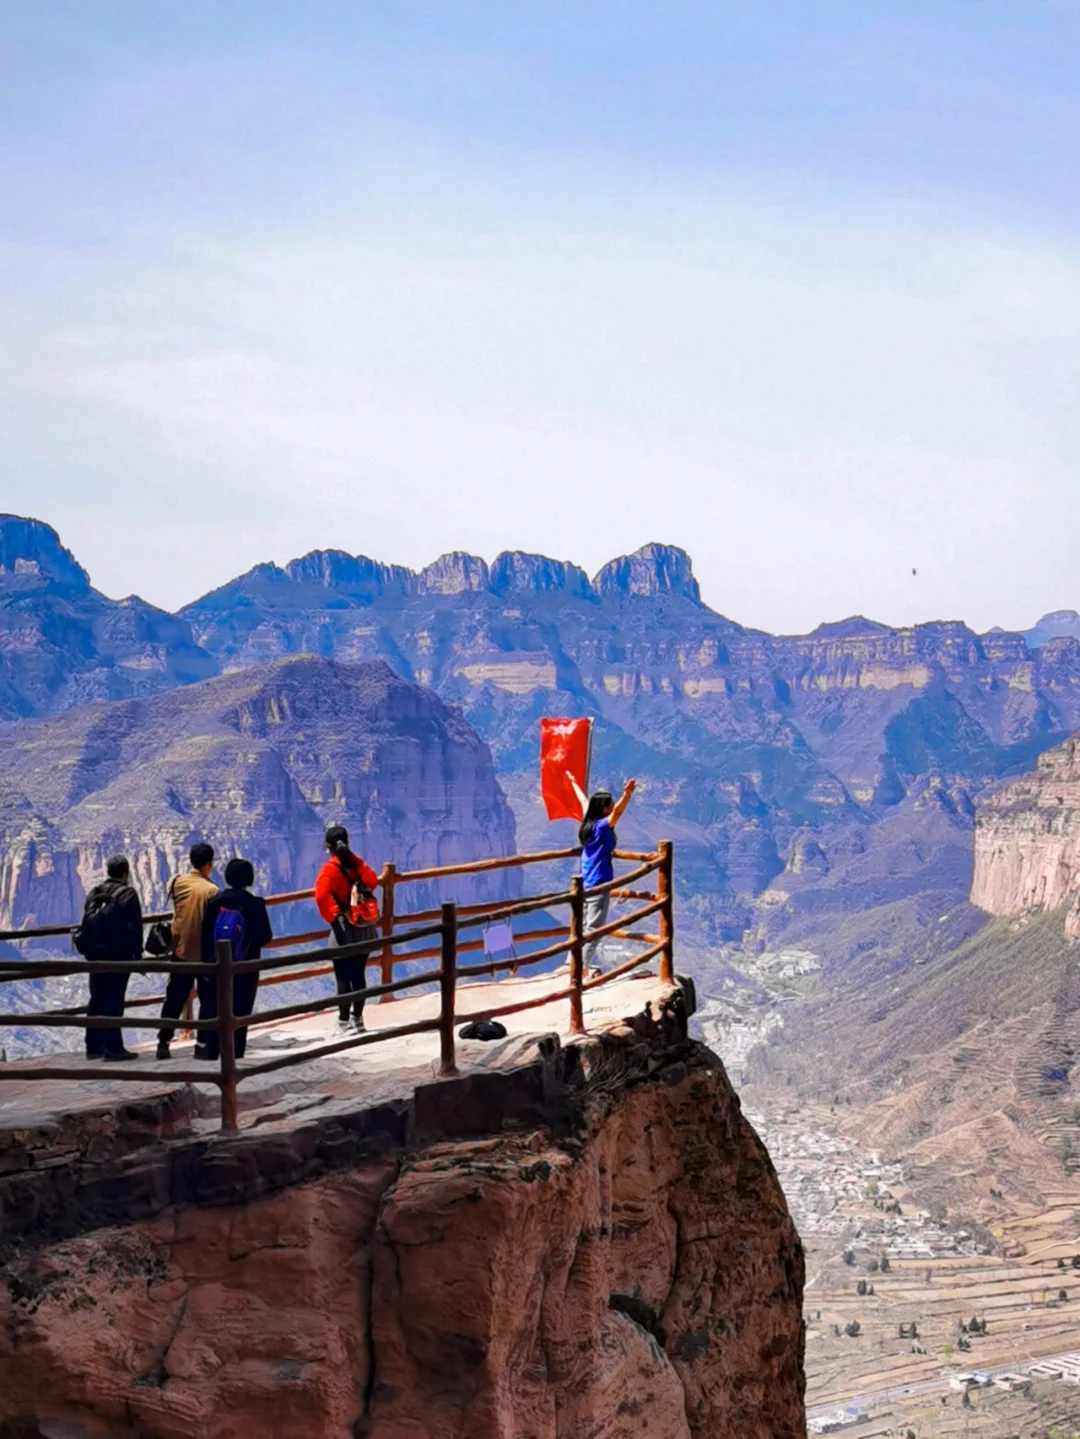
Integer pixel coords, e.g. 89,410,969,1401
540,717,592,821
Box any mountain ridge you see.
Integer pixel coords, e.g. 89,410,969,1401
4,513,1080,963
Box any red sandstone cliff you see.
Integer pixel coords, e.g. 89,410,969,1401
971,735,1080,937
0,1028,804,1438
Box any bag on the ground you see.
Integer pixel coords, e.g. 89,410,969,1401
72,887,126,958
458,1019,507,1042
213,907,245,964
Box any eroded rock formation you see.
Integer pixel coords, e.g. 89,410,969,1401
971,735,1080,935
0,655,516,930
0,1025,805,1438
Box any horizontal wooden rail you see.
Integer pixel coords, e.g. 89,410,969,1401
392,846,579,884
0,1009,219,1032
582,938,665,988
0,1062,222,1084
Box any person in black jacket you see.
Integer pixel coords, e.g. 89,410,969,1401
77,855,142,1061
196,857,272,1061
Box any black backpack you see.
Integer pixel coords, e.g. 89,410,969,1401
73,884,128,958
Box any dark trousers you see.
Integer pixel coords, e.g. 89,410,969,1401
196,969,259,1060
86,971,131,1057
330,921,376,1022
157,970,195,1044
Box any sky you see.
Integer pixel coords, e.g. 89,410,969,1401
2,1,1079,635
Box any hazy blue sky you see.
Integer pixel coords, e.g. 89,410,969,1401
2,2,1079,632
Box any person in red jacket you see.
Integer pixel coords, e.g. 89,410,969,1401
314,824,380,1032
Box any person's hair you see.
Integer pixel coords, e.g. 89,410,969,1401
106,855,130,882
224,857,255,890
189,841,214,871
324,824,352,867
579,791,614,846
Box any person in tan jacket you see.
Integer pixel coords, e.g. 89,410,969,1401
156,842,218,1059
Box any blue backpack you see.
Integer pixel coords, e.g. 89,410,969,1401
213,907,245,963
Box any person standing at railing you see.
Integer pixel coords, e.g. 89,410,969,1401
73,855,142,1062
196,858,272,1062
155,842,218,1060
315,825,379,1034
566,773,637,969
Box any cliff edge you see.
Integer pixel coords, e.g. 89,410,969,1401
971,734,1080,937
0,995,805,1438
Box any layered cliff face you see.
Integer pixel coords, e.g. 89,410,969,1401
0,1030,805,1438
0,656,516,929
0,514,216,721
971,735,1080,936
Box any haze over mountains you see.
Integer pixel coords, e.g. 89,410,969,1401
2,512,1079,967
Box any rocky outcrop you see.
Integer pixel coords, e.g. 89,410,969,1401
0,656,517,929
0,1027,805,1438
593,543,702,602
971,736,1080,933
489,550,594,599
1025,609,1080,650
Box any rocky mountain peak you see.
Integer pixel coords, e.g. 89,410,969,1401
0,515,90,591
489,551,593,599
592,543,701,602
1026,609,1080,649
284,550,413,601
417,552,490,596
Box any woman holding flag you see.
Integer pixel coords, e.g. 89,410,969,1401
565,772,637,970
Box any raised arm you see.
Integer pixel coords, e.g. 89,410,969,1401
565,769,588,818
610,778,637,827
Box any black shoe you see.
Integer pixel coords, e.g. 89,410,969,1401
193,1044,215,1062
156,1040,171,1060
85,1051,103,1062
103,1048,138,1063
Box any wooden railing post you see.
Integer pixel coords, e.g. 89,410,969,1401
439,901,457,1077
657,840,674,984
216,937,239,1135
379,862,397,999
569,876,585,1035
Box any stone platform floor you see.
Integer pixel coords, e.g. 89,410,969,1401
0,964,674,1146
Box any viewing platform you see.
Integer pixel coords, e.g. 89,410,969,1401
0,842,692,1253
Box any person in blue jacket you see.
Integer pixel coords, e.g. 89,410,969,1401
566,774,637,968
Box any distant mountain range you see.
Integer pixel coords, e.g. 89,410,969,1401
2,513,1079,965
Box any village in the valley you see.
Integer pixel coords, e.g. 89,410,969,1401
696,954,1080,1437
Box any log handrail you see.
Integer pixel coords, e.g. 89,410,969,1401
0,839,679,1131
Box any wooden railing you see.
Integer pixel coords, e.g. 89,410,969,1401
0,842,676,1133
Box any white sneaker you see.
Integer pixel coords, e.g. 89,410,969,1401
352,1015,366,1034
336,1016,352,1033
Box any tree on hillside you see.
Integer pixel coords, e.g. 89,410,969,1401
929,1200,947,1223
